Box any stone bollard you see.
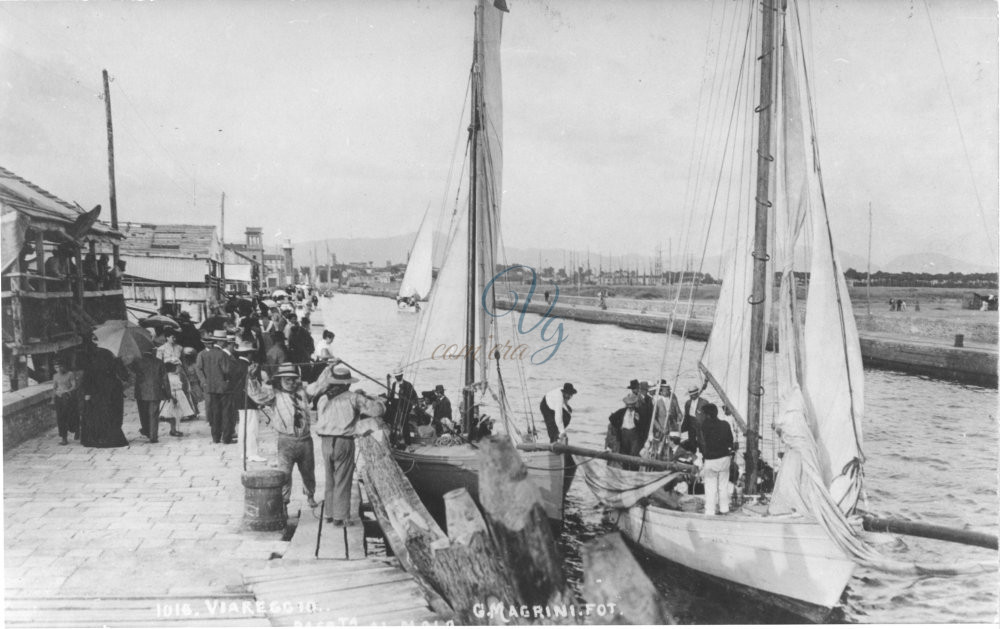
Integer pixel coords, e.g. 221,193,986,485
954,334,965,348
242,469,287,531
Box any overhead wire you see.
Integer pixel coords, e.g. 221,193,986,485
920,0,997,261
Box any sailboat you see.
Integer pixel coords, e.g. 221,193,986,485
390,0,568,525
580,0,869,619
396,205,434,313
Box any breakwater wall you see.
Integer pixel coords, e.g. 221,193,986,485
495,297,997,388
334,289,997,387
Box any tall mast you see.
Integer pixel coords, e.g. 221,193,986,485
745,0,780,495
102,70,120,267
463,2,482,437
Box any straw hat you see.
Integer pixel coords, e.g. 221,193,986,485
328,364,359,384
275,363,300,379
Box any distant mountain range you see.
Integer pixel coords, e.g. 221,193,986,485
292,234,996,275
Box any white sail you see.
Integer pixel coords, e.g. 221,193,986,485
398,206,435,300
773,13,865,512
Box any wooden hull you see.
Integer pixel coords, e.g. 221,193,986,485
617,504,854,619
392,444,567,524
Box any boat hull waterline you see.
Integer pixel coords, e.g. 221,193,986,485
617,504,855,614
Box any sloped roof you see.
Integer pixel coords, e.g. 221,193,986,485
116,222,220,259
0,166,122,241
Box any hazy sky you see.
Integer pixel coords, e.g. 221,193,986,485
1,0,997,268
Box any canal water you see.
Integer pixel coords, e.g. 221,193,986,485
318,294,998,624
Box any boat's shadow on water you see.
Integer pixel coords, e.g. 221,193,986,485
556,502,849,625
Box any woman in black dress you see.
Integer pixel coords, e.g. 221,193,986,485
79,343,129,448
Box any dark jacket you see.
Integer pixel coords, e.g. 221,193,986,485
229,357,258,410
698,416,735,460
681,396,709,452
195,346,231,394
286,325,314,364
176,322,204,352
606,406,651,451
132,355,170,401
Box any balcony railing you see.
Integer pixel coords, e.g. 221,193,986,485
2,272,126,355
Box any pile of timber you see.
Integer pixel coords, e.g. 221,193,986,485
357,432,675,625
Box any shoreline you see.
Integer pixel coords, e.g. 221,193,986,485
335,287,998,388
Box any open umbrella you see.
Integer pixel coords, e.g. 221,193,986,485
262,299,278,308
139,314,178,329
271,289,289,298
93,320,154,365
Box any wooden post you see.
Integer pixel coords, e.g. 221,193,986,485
102,69,120,268
358,432,526,624
478,435,574,611
75,246,84,306
219,192,226,300
581,533,675,624
35,231,46,294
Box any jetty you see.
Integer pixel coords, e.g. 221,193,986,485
497,297,998,388
2,405,441,627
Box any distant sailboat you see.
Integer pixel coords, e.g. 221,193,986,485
396,204,434,313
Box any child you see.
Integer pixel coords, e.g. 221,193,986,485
158,362,191,435
52,359,78,445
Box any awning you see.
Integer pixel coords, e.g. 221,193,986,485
122,256,209,284
225,263,253,283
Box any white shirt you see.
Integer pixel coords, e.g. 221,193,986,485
622,408,637,431
543,388,570,419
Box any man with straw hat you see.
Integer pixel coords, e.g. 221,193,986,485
306,363,385,526
247,363,319,510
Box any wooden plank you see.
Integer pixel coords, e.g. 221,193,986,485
243,559,394,584
250,570,412,598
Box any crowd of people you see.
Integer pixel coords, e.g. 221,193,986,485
588,378,743,516
48,290,395,528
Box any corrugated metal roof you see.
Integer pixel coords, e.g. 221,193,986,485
0,166,122,240
116,222,219,259
122,255,209,283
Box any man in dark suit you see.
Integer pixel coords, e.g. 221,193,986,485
196,329,232,443
681,383,709,454
605,393,650,470
388,366,419,441
132,349,171,443
285,313,314,365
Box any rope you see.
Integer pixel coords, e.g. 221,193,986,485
919,0,996,261
521,455,595,472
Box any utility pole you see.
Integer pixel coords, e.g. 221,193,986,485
219,192,226,299
867,202,873,316
102,70,119,267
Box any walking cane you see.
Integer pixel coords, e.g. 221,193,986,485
315,500,324,558
242,371,249,472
